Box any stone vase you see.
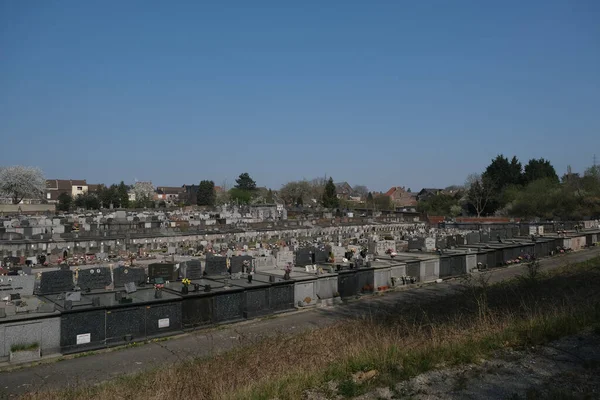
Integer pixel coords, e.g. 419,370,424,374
181,285,189,295
154,289,162,299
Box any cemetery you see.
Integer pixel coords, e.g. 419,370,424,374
1,214,599,363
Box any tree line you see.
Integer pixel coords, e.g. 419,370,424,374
418,156,600,220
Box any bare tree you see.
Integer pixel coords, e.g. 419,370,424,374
309,177,326,201
279,180,312,206
465,173,493,217
0,166,45,204
352,185,369,199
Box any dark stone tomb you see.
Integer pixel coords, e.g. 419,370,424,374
229,256,253,274
60,309,106,353
77,267,112,291
181,259,202,280
356,267,375,293
148,263,177,282
313,247,330,263
295,248,313,266
337,269,359,297
205,255,228,275
113,266,147,287
212,285,244,323
38,270,74,294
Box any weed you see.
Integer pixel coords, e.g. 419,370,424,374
10,342,39,352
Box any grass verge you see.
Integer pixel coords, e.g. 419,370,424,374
20,256,600,400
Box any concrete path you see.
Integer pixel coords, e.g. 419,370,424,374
1,248,599,398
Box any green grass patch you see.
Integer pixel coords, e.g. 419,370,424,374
10,342,39,352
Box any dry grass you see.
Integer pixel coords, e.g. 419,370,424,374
21,257,600,400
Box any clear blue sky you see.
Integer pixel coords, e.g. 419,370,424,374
1,1,599,192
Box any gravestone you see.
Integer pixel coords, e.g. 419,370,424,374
113,266,147,287
38,270,74,294
254,256,275,270
331,246,346,262
295,248,313,266
275,250,294,268
77,267,112,290
425,238,436,251
148,263,177,282
205,256,228,275
229,256,253,274
182,259,203,280
408,237,425,251
0,275,35,296
435,237,447,250
313,247,329,263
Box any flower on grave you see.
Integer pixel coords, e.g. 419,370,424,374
182,278,191,286
154,283,164,290
284,263,293,273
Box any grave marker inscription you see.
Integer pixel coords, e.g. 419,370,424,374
77,267,112,290
38,270,74,294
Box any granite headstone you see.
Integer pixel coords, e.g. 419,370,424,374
77,267,112,290
148,263,177,282
113,266,147,287
205,255,228,275
38,270,74,294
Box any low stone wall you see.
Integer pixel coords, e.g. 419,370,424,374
0,204,55,214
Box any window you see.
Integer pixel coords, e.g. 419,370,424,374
77,186,83,190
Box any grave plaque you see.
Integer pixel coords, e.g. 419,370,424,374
183,259,203,280
65,291,81,302
205,256,228,275
148,263,177,282
124,282,137,294
113,266,147,287
38,270,74,294
77,267,112,290
229,256,253,274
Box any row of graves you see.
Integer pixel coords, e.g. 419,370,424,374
2,226,598,363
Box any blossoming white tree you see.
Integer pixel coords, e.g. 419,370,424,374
133,181,155,205
0,166,46,204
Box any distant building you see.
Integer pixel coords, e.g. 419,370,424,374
45,179,89,203
335,182,353,200
416,188,443,202
156,186,185,204
384,186,417,207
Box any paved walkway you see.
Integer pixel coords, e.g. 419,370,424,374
1,248,599,397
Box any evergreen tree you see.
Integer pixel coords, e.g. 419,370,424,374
523,158,559,184
57,192,72,212
234,173,257,191
266,189,274,203
197,180,216,206
117,181,130,208
322,177,339,209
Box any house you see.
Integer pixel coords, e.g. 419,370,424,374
416,188,443,202
384,186,417,207
45,179,88,203
156,186,185,204
335,182,353,199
